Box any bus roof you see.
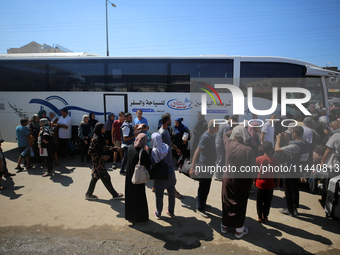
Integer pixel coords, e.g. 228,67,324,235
0,53,338,76
0,53,319,65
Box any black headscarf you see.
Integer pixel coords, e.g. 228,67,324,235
93,122,105,155
93,122,105,139
89,112,98,129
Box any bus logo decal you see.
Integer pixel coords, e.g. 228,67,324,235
167,98,192,110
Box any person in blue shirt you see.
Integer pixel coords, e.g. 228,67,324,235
133,109,149,134
15,119,32,171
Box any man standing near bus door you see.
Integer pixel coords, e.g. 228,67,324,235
55,108,74,159
119,113,139,175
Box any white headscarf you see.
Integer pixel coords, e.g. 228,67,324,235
151,132,169,163
81,114,89,124
230,126,250,143
50,112,57,122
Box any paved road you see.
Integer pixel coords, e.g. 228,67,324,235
0,142,339,254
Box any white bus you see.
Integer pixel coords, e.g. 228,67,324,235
0,53,339,144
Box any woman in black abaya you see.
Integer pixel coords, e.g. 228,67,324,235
125,133,151,224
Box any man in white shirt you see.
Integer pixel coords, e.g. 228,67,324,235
55,108,74,159
302,117,315,144
261,114,276,147
321,133,340,170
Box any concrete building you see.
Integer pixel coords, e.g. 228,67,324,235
323,66,339,72
7,41,72,54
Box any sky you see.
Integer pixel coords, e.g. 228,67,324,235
1,0,340,67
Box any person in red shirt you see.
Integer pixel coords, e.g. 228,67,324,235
111,112,125,169
254,141,280,223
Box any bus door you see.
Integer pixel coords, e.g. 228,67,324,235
103,94,128,121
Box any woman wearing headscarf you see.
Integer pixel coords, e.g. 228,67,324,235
49,112,58,125
221,126,256,239
85,122,123,200
30,114,41,163
170,118,191,160
38,110,49,120
124,133,151,223
151,132,176,219
38,118,55,177
89,113,98,130
104,113,115,145
78,115,93,165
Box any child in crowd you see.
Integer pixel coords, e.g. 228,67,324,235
254,141,280,223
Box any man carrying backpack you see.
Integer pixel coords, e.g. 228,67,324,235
119,113,139,175
275,126,310,216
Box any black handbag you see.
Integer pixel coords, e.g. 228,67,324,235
179,158,191,178
150,159,169,180
179,158,213,180
179,158,201,180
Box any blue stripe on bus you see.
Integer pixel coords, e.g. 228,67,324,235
45,96,68,105
29,98,111,116
29,99,61,115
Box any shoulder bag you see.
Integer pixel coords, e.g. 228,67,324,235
132,149,150,184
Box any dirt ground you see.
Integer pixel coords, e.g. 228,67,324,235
0,142,340,255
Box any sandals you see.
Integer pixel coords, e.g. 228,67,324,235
15,166,24,172
154,211,161,220
235,227,248,239
166,210,175,219
220,223,227,234
85,194,98,200
85,193,123,200
112,193,124,200
42,172,53,177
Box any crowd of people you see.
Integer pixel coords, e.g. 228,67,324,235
2,105,340,239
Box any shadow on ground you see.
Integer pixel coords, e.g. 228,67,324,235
0,176,24,200
130,216,214,250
